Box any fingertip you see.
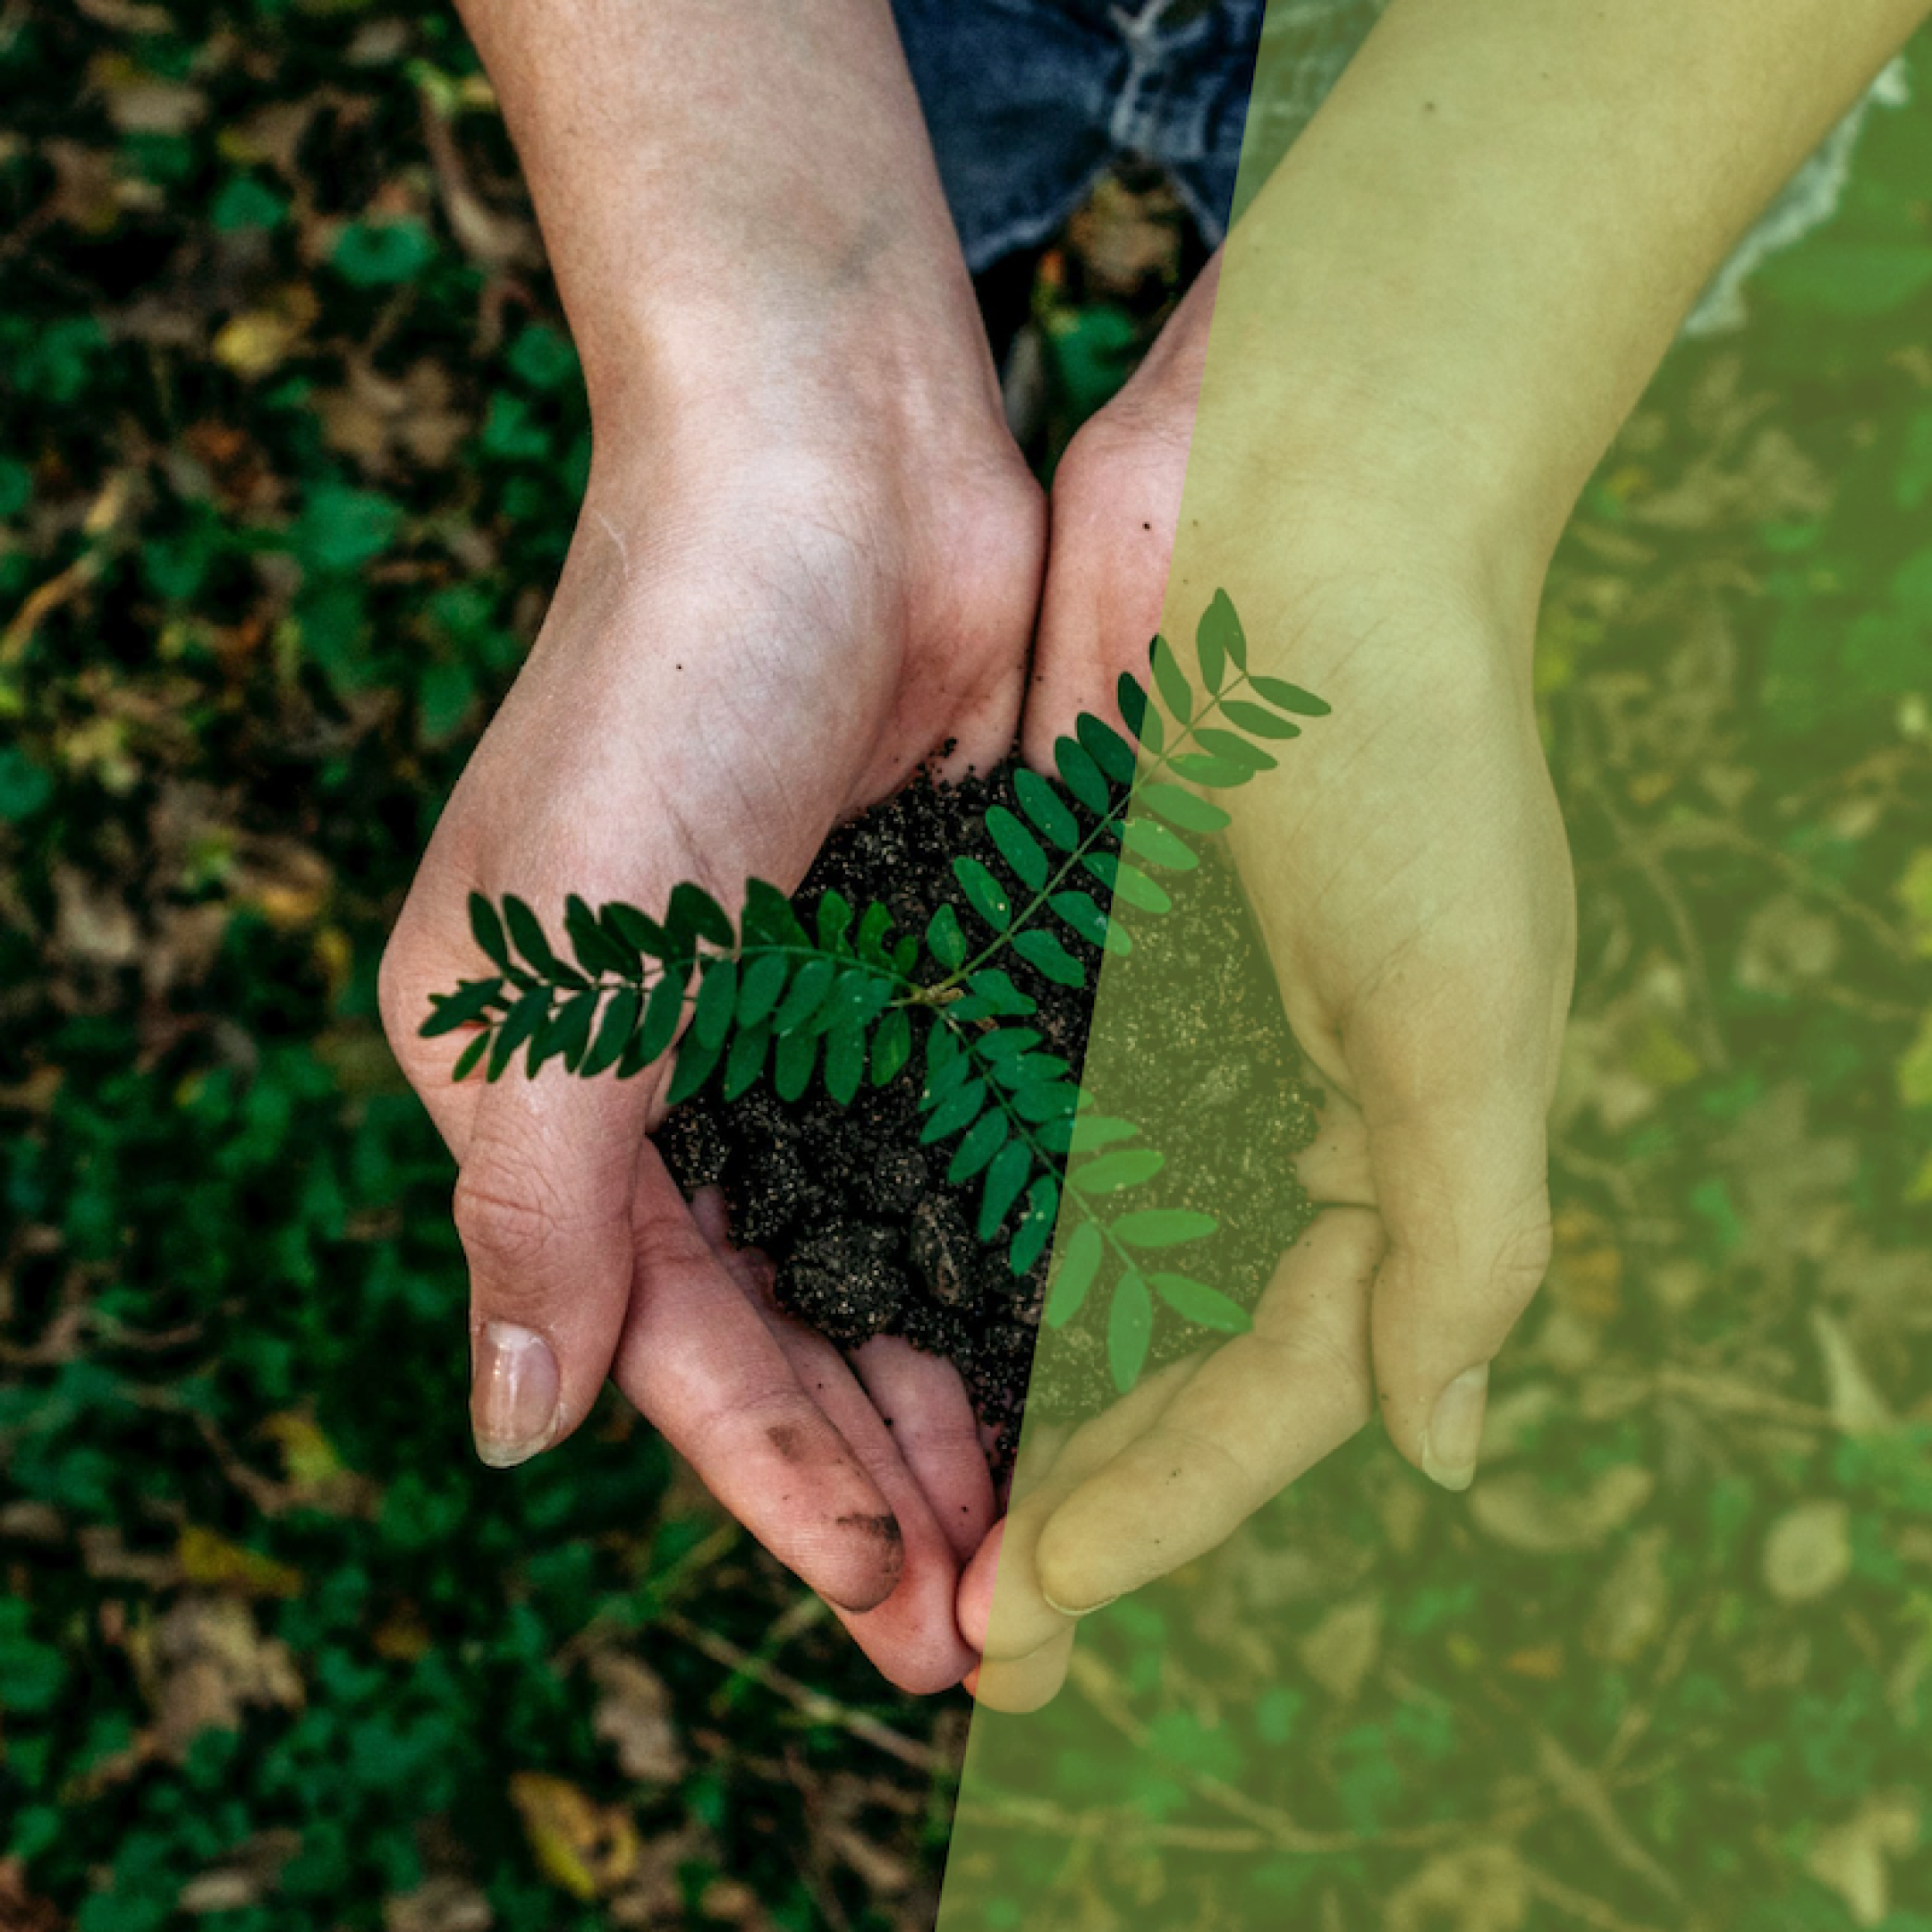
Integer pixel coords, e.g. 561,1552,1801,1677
956,1519,1004,1652
967,1628,1076,1714
813,1506,908,1615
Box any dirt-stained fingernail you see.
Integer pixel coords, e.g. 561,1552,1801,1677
471,1320,561,1469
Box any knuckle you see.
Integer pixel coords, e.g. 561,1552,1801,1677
1493,1212,1555,1300
452,1165,568,1277
375,931,424,1055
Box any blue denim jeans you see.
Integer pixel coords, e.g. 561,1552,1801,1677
890,0,1290,269
891,0,1903,332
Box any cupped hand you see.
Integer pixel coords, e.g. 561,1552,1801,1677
964,259,1578,1707
381,387,1042,1692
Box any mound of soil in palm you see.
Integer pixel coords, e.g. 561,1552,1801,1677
657,763,1323,1479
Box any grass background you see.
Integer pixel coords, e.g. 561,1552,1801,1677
2,6,1930,1929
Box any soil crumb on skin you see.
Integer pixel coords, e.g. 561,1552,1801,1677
658,761,1323,1480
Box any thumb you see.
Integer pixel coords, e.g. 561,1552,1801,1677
1355,971,1561,1492
453,1059,651,1467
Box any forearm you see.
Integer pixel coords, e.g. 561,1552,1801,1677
454,0,994,428
1203,0,1928,611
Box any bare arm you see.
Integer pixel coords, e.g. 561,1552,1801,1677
453,0,1002,433
1205,0,1931,603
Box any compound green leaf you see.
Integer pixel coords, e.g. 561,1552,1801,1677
854,901,895,966
925,1042,974,1105
740,877,809,950
1048,889,1109,948
1167,750,1253,788
979,1028,1044,1063
1080,849,1174,915
1122,677,1165,752
1012,1080,1080,1123
964,969,1036,1017
810,966,885,1037
1193,727,1276,773
990,1050,1069,1088
538,987,597,1072
505,894,583,986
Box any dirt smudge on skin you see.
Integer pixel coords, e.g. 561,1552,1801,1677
836,1512,903,1546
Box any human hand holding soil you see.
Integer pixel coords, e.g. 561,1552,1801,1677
381,425,1042,1690
959,0,1928,1709
962,265,1576,1710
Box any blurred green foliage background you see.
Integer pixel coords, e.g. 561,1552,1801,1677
2,5,1930,1930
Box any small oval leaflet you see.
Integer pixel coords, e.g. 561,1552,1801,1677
1107,1271,1154,1392
1150,1273,1251,1334
1046,1222,1104,1327
986,805,1049,892
1014,766,1080,851
954,856,1012,932
1112,1208,1219,1250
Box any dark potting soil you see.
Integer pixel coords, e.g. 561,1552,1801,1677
657,762,1324,1479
